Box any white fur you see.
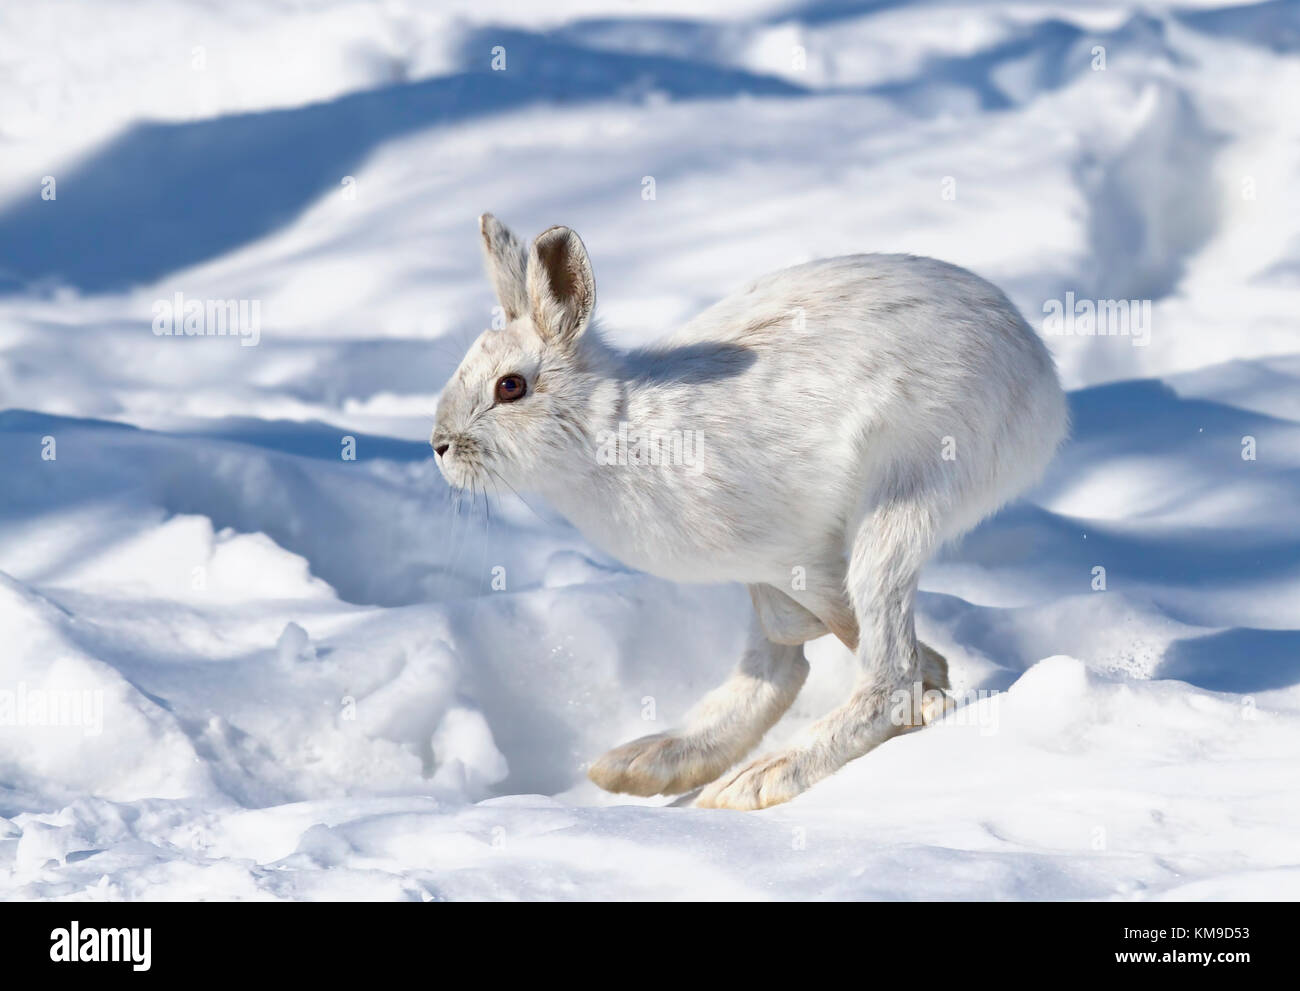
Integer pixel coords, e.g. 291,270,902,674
433,215,1067,809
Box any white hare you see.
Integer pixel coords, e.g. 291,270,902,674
432,214,1067,810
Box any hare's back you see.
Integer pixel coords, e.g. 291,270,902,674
677,254,1030,352
666,251,1062,461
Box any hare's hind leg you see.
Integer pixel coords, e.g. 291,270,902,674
587,586,816,797
697,500,937,810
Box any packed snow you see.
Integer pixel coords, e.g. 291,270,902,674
1,0,1298,900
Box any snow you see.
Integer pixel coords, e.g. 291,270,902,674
1,0,1299,900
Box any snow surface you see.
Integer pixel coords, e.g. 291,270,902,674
1,0,1298,900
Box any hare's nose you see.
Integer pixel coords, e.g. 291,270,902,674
434,442,450,457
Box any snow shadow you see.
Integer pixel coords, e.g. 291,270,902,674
0,28,804,296
1159,628,1300,693
0,5,1242,299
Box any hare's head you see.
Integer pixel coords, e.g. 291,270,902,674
432,215,604,494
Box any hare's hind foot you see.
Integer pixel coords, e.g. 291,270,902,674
589,624,809,797
693,749,816,810
918,640,956,726
919,640,950,692
693,644,955,810
588,732,745,796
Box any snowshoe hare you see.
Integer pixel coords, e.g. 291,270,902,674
432,214,1067,810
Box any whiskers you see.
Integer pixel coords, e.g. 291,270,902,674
479,442,551,527
431,436,552,608
434,440,509,603
438,467,491,602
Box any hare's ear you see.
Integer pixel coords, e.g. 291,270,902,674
479,213,529,322
527,226,595,347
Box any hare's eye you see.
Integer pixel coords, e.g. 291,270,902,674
495,374,527,403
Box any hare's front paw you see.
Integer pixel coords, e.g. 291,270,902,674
694,751,810,810
588,733,734,796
